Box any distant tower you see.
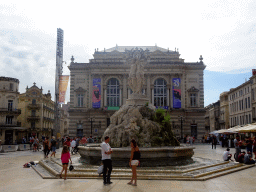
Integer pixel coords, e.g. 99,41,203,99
54,28,64,145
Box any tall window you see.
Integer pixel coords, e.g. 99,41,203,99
10,83,13,91
190,93,197,107
6,116,13,124
154,78,167,106
245,98,247,109
32,99,36,104
31,122,35,129
248,97,251,108
31,110,36,116
249,114,251,124
77,94,84,107
8,100,13,111
107,78,120,107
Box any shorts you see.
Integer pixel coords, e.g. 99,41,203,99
52,146,56,152
131,160,139,166
62,163,68,165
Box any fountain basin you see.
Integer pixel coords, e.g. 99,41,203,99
78,145,194,167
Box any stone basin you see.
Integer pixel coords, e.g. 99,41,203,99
78,145,195,167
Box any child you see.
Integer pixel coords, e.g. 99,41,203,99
60,145,72,180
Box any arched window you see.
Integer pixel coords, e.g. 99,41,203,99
107,78,120,107
154,78,167,106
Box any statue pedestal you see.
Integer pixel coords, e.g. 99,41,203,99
126,94,150,106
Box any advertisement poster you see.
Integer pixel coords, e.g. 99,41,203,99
92,78,101,108
59,75,69,104
173,78,181,108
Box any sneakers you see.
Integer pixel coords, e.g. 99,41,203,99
108,181,113,184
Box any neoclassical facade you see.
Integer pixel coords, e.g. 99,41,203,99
68,46,206,140
0,77,22,144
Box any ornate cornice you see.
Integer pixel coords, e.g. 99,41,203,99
74,87,86,92
187,86,199,92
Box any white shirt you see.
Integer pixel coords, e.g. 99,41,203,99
71,140,76,147
101,142,111,160
223,151,230,161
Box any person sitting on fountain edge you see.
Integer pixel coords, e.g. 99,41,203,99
101,136,113,185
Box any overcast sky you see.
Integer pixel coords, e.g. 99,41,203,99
1,0,256,106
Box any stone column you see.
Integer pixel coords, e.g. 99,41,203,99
147,75,150,99
151,88,154,105
167,88,169,106
123,75,127,104
119,88,122,106
104,88,107,107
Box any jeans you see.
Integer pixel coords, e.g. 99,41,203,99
102,159,112,183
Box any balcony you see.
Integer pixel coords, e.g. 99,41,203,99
43,117,54,122
27,104,41,110
219,120,225,124
43,105,54,112
0,108,21,115
0,122,21,127
27,115,40,122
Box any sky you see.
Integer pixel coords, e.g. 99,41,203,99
0,0,256,107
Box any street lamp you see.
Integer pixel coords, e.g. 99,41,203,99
88,117,95,136
178,116,185,139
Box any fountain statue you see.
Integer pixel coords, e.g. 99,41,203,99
78,48,194,167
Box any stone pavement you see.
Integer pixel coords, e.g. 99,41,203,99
0,144,256,192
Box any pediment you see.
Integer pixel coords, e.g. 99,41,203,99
74,87,86,92
187,86,199,92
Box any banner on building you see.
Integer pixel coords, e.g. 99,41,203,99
92,78,101,108
59,75,69,104
173,78,181,108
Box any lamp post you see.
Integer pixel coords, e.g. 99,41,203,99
88,117,95,136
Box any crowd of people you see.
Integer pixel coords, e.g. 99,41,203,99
222,135,256,164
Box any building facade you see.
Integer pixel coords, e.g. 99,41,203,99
205,100,220,133
250,75,256,123
219,92,229,129
60,103,70,137
0,77,22,144
68,46,206,140
228,80,252,127
17,83,55,140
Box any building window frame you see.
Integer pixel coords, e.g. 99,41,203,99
77,94,84,107
154,78,167,107
107,78,120,107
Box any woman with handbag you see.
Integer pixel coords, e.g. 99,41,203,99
60,145,72,180
127,139,140,186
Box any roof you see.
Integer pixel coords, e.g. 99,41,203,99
102,45,172,53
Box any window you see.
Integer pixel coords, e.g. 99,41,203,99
249,114,251,124
31,110,36,116
248,97,251,108
8,100,13,111
31,122,35,129
190,93,197,107
252,89,254,101
242,100,243,110
6,116,13,124
245,98,247,109
246,115,248,124
107,78,120,107
154,78,167,106
32,99,36,104
245,88,246,94
10,83,13,91
77,94,84,107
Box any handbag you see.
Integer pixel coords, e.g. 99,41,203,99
69,164,74,171
97,165,103,174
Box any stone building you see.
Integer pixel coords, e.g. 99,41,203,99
205,100,220,133
60,103,70,137
17,83,55,140
228,80,252,127
68,46,206,140
0,76,22,144
219,92,229,129
250,75,256,123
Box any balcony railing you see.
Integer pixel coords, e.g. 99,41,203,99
43,117,54,122
27,104,41,110
0,122,21,127
0,108,21,115
43,105,54,112
27,115,40,122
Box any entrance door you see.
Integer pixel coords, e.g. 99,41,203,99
5,130,13,144
191,124,197,139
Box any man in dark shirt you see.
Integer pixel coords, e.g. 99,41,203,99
246,137,253,153
238,151,246,163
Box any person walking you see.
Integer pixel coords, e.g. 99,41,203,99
60,145,72,180
234,136,241,161
212,136,217,149
43,137,50,158
127,139,140,186
101,136,113,185
50,136,57,158
33,137,39,152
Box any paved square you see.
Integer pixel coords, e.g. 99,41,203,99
0,144,255,192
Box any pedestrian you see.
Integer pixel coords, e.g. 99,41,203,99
212,136,217,149
64,137,71,151
244,151,255,164
88,135,94,143
33,137,39,152
246,137,253,153
127,139,140,186
50,136,57,158
234,135,241,161
189,135,193,145
43,136,50,158
60,145,72,180
253,137,256,160
101,136,113,185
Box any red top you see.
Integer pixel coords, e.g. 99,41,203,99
61,152,70,163
64,141,71,147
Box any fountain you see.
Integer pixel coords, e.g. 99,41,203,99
78,48,194,167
